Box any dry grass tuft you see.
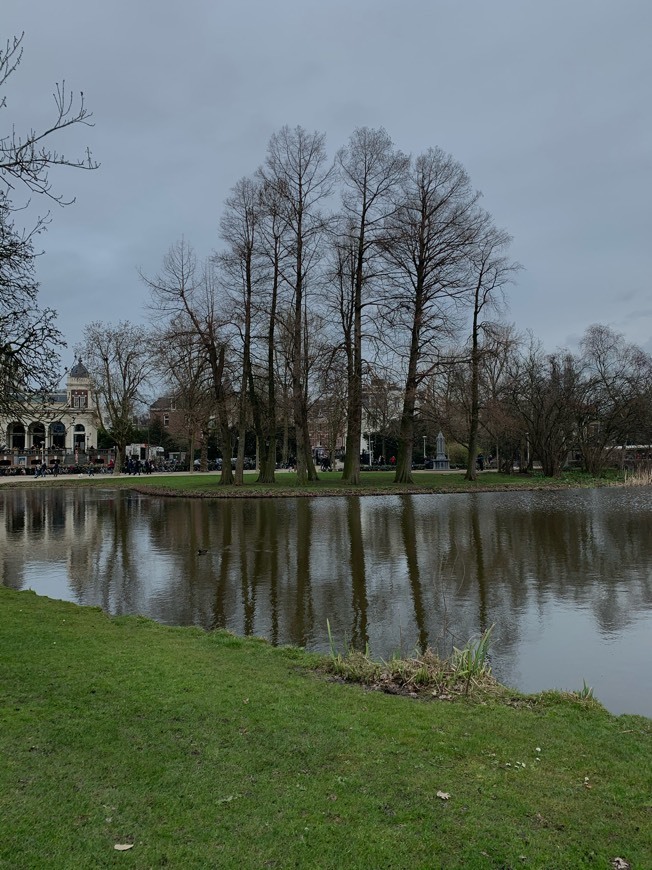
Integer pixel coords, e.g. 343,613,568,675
624,466,652,486
323,627,499,699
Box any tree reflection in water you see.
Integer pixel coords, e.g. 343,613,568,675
2,486,652,715
348,498,368,652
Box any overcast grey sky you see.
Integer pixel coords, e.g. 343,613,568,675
4,0,652,362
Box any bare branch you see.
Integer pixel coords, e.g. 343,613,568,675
1,33,99,205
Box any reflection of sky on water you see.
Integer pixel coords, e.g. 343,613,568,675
505,604,652,718
21,563,70,601
1,486,651,717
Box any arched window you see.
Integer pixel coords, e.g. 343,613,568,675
8,422,25,450
50,421,66,449
30,423,46,449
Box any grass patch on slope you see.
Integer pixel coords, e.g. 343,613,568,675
1,588,649,869
118,469,623,498
1,469,625,499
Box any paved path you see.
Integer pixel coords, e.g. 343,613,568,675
0,470,202,485
0,467,470,485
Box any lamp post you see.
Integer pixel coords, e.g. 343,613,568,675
71,415,77,465
423,435,427,462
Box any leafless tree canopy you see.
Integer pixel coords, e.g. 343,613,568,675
142,240,238,484
104,126,652,480
335,127,409,483
1,33,98,206
77,322,154,473
1,32,97,420
0,193,64,417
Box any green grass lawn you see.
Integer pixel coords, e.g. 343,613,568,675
1,587,649,869
1,469,625,500
131,468,624,498
10,468,619,499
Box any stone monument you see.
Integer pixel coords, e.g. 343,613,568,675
434,431,450,470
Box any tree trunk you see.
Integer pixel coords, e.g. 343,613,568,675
394,384,417,484
114,443,125,474
465,305,480,481
342,360,361,484
200,435,208,472
293,270,318,484
189,431,195,472
259,435,277,484
282,407,289,467
210,345,233,485
255,238,280,485
342,230,364,486
394,286,423,485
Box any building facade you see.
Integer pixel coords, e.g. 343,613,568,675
0,359,102,471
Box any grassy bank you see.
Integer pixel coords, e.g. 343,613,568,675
1,588,649,868
122,468,627,499
1,469,625,498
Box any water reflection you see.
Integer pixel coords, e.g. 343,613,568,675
1,486,651,716
348,498,368,651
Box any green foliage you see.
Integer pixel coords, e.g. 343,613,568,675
575,679,595,701
447,441,469,468
451,625,494,693
560,467,623,484
95,427,114,449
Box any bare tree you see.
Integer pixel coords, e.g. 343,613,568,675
151,315,216,470
509,337,580,477
1,33,97,416
250,180,291,482
379,148,482,483
1,193,64,416
218,177,260,484
576,324,652,473
335,127,408,484
424,362,471,454
464,217,519,480
143,239,236,484
78,322,154,473
1,33,97,204
258,125,334,483
304,308,347,469
475,324,523,473
273,304,295,468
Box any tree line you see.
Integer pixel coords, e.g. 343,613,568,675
2,36,650,483
79,127,652,481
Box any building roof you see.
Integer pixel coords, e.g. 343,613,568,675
150,396,177,411
69,358,89,379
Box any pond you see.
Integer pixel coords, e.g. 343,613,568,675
2,486,651,717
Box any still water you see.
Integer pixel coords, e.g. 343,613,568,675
2,486,651,717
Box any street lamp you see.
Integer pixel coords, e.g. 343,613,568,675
423,435,427,462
